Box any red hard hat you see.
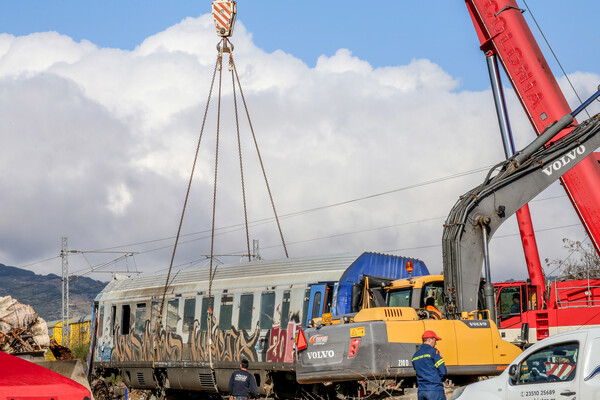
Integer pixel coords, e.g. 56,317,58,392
422,330,442,340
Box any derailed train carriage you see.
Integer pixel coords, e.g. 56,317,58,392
88,252,428,397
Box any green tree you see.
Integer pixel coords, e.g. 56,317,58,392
545,238,600,280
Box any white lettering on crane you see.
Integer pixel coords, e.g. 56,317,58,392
306,350,335,360
541,145,585,176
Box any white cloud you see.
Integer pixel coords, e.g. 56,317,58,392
0,15,598,285
0,32,96,77
107,183,132,215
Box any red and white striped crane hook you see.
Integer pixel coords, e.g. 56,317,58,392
212,0,237,37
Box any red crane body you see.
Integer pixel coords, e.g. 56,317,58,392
465,0,600,342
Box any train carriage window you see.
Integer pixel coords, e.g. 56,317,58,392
98,306,104,337
121,305,131,335
311,292,322,319
135,303,147,333
281,290,291,327
200,296,214,331
302,289,310,328
219,295,234,330
260,292,276,330
150,301,160,333
166,299,179,333
111,305,116,336
238,294,254,331
183,298,196,334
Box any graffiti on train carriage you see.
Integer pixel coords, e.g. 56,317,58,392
105,307,300,364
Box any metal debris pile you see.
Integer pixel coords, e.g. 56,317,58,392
0,295,49,353
49,338,73,360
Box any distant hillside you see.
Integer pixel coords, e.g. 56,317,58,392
0,263,107,322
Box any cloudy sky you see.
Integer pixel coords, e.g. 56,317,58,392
1,1,599,284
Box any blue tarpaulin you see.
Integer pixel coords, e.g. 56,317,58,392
335,252,429,315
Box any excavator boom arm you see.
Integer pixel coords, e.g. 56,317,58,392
443,114,600,316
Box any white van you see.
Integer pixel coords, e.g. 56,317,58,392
452,327,600,399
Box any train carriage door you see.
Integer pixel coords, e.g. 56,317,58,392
182,298,196,343
87,302,99,376
307,283,335,321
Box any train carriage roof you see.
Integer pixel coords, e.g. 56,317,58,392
98,254,361,299
96,252,429,302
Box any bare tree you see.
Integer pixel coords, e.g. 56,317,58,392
545,238,600,280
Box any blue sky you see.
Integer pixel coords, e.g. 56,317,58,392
2,1,599,92
1,1,599,280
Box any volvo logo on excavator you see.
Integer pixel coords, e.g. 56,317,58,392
541,145,586,176
306,350,335,359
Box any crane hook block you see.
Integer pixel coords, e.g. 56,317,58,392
212,0,237,38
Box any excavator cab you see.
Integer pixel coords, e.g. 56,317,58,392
383,275,445,319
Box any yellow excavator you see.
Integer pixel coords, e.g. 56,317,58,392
296,109,600,393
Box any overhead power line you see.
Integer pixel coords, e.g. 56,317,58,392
10,164,576,276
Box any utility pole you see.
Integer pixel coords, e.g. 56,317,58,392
58,238,138,348
60,237,70,347
252,239,261,261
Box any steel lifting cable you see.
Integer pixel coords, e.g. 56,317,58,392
205,48,225,374
230,52,252,261
158,55,221,329
232,60,289,257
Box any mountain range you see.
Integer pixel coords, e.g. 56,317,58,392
0,263,107,322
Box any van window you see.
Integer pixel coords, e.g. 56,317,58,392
260,292,276,330
135,303,147,333
166,300,179,333
183,298,196,334
281,290,291,327
238,294,254,330
200,296,214,331
219,295,234,330
121,305,131,335
517,342,578,384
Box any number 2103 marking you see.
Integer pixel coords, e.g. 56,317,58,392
398,359,410,367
